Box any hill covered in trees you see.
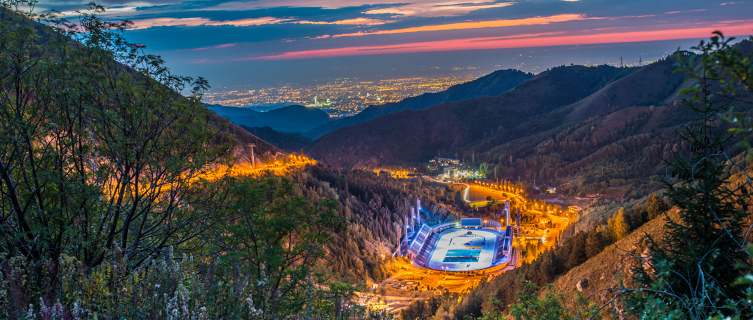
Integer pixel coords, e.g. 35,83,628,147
307,65,636,167
0,5,429,318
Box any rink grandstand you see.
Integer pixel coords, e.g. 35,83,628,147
399,218,515,272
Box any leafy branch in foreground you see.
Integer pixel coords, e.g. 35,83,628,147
477,278,598,320
676,31,753,149
210,176,347,318
587,34,753,319
0,0,231,274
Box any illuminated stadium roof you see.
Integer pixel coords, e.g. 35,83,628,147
460,218,482,227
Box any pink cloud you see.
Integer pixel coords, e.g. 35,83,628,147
240,22,753,60
329,14,595,38
130,17,289,29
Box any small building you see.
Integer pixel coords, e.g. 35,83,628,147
460,218,483,229
568,206,582,214
442,165,454,177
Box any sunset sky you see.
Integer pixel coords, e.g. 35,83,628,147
41,0,753,89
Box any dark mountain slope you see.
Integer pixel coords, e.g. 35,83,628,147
470,102,748,200
207,112,283,165
241,125,313,152
458,45,752,200
463,55,691,159
564,57,687,123
210,105,332,133
304,69,533,139
307,65,635,167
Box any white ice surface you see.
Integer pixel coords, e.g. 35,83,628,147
426,228,501,271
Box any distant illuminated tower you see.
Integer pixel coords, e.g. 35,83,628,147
410,206,415,229
505,200,511,227
249,143,256,168
416,198,421,225
314,96,318,105
404,216,409,239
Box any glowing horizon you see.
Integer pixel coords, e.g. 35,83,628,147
237,23,753,61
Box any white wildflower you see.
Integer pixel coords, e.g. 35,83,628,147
39,297,52,320
72,302,83,320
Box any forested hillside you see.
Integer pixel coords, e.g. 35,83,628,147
292,165,461,282
463,44,752,200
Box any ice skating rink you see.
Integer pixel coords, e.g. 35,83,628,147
426,229,499,271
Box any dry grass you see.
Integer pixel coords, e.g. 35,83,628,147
549,210,677,311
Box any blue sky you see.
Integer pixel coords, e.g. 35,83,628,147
39,0,753,89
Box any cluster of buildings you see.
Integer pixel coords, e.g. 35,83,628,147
427,158,480,180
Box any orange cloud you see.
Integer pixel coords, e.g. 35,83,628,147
332,14,593,38
241,22,753,60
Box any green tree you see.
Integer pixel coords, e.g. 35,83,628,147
480,279,597,320
646,193,668,220
628,45,752,318
0,2,230,272
479,162,490,177
566,232,587,269
213,176,346,318
585,230,605,259
607,208,630,241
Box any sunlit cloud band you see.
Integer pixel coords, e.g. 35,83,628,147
239,23,753,60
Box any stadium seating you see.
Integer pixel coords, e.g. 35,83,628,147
415,232,439,266
408,224,432,256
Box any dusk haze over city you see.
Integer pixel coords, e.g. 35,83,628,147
4,0,753,318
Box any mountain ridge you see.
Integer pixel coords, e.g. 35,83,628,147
304,69,533,139
211,104,332,133
307,65,636,167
